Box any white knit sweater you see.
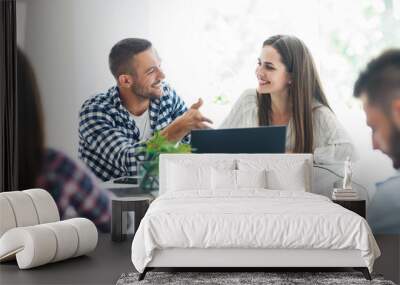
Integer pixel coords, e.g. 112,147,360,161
220,89,356,164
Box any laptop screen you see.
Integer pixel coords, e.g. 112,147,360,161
190,126,286,154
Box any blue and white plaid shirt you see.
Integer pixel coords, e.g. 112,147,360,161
78,82,188,181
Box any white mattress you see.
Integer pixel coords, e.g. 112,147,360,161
131,190,380,273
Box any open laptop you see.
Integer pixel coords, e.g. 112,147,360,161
191,126,286,153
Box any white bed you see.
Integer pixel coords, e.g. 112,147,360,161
131,154,380,280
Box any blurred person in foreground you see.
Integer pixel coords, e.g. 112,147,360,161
17,48,111,232
353,49,400,234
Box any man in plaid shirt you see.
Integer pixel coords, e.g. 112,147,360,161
79,38,212,181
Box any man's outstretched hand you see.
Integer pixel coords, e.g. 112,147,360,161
160,98,213,142
184,98,213,129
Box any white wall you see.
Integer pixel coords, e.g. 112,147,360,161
17,0,150,157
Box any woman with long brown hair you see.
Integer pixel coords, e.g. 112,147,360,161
221,35,355,163
17,49,111,231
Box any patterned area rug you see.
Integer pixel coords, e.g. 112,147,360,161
116,271,396,285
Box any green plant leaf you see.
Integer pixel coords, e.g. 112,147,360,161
141,131,192,176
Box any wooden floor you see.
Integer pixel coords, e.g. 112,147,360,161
0,234,134,285
373,234,400,284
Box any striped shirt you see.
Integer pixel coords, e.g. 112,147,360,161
78,82,188,181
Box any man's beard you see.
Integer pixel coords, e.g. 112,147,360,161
389,124,400,169
131,82,161,100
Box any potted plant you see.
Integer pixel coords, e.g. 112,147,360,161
137,132,192,194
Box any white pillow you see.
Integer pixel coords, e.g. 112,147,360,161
211,168,237,190
266,164,306,191
211,169,268,190
236,169,268,189
167,163,212,191
238,159,307,191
